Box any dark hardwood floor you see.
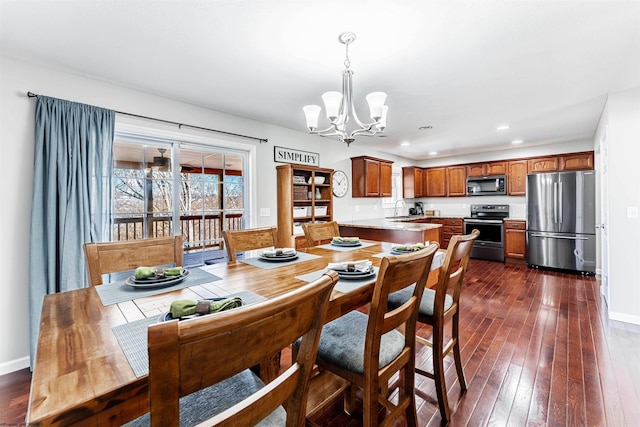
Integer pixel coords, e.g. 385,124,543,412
2,260,639,426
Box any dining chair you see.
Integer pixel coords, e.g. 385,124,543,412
387,229,480,422
126,270,339,427
309,243,439,427
222,227,278,262
83,235,183,286
302,221,341,247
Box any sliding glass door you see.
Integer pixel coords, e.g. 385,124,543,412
112,134,249,266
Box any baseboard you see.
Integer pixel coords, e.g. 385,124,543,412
0,356,30,376
609,311,640,326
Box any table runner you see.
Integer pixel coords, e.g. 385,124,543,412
95,267,222,306
316,241,376,252
239,251,321,269
295,267,379,294
112,290,266,377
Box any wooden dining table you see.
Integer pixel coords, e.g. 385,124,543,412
27,240,441,426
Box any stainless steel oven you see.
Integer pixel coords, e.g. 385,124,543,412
463,204,509,262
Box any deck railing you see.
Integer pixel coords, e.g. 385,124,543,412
113,213,244,250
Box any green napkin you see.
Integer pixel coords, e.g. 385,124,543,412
170,297,243,318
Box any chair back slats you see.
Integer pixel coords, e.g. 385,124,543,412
147,270,339,427
222,227,277,261
302,221,340,246
83,236,183,286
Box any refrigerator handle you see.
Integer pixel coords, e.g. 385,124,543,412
558,181,563,226
553,182,558,224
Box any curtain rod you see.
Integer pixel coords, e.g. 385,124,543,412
26,91,268,144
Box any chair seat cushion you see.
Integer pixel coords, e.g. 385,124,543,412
124,369,285,426
315,310,405,375
388,286,453,316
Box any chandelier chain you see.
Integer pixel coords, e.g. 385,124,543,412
344,42,351,69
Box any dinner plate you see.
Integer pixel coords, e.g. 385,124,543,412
158,297,227,322
126,269,190,288
331,241,362,247
334,267,376,280
390,248,424,255
259,253,299,262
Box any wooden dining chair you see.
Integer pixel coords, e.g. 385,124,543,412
83,235,183,286
302,221,341,247
309,243,439,427
127,270,339,427
222,227,278,262
388,229,479,422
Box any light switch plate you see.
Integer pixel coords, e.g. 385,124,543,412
627,206,639,219
260,208,270,217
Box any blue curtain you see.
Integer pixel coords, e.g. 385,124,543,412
29,96,114,368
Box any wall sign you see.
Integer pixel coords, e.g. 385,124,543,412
274,146,319,167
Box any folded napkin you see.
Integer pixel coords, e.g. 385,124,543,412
392,243,426,252
332,236,360,243
134,266,156,279
327,259,372,272
262,247,296,256
170,297,243,318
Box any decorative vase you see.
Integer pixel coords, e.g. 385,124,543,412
315,188,322,200
307,191,313,200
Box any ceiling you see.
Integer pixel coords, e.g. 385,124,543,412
1,0,639,160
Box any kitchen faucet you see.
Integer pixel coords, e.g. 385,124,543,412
393,199,406,217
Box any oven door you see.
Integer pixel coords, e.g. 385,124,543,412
463,218,505,261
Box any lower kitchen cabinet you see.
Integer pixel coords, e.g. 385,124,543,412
428,218,463,249
504,220,526,263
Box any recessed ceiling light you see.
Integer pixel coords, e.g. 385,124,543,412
511,139,523,144
400,142,410,146
428,151,438,156
497,125,510,130
418,125,433,130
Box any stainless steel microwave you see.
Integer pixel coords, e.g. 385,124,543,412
466,175,506,196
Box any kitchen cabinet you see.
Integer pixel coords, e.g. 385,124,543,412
467,161,507,177
560,151,594,171
507,160,528,196
351,156,393,197
504,220,526,263
528,156,561,173
428,217,463,249
424,167,447,197
276,164,333,248
447,166,467,196
402,166,424,198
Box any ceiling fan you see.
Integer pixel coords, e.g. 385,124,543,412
152,148,169,167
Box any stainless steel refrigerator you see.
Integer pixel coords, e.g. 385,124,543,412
526,171,596,273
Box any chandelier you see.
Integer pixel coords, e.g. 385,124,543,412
303,32,388,146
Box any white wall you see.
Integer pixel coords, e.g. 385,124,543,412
595,87,640,324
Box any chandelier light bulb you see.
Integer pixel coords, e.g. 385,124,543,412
366,92,387,120
322,91,343,121
303,105,321,130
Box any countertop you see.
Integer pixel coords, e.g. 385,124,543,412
338,218,442,231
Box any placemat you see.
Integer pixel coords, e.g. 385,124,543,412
295,267,379,293
112,290,266,378
240,251,322,269
95,267,222,306
316,241,376,252
374,250,445,270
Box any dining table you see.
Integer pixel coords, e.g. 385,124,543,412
26,240,443,426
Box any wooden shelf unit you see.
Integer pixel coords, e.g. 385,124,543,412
276,164,334,248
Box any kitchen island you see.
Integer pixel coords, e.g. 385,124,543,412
338,218,442,246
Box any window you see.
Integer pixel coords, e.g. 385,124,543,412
112,132,251,266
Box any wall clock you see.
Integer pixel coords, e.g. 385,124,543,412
332,170,349,198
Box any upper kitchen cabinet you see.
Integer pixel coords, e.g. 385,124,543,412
447,166,467,196
424,167,447,197
528,156,560,173
507,160,528,196
466,161,507,177
528,152,594,173
351,156,393,197
402,166,424,198
560,151,594,171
